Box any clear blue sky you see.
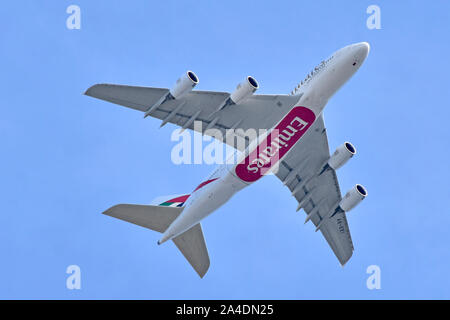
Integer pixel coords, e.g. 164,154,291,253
1,1,449,299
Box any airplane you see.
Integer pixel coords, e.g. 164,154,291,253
85,42,370,278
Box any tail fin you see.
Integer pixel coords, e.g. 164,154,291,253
151,194,190,207
103,204,210,278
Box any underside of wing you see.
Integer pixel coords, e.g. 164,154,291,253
85,84,170,112
275,114,355,265
85,83,299,151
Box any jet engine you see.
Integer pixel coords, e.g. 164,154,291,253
230,76,259,104
169,70,199,99
339,184,368,212
328,142,356,170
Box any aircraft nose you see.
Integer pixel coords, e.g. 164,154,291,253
354,42,370,60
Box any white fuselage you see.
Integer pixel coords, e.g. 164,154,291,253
158,42,370,244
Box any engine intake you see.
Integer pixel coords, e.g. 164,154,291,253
339,184,368,212
230,76,259,104
328,142,356,170
170,70,199,99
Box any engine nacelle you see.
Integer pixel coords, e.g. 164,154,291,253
169,70,199,99
339,184,368,212
230,76,259,104
328,142,356,170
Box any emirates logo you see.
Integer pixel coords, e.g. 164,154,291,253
235,106,316,183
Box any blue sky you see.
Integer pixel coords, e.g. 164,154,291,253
1,1,450,299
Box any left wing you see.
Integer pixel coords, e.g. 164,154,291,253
274,114,354,265
85,84,299,151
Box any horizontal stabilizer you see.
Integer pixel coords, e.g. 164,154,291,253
103,204,210,277
103,204,182,233
173,224,210,278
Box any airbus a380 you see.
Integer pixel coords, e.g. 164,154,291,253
86,42,370,277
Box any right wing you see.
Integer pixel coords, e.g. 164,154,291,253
85,84,299,151
274,115,354,265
